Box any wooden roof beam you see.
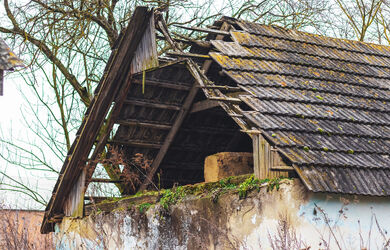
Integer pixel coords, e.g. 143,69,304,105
108,140,162,149
116,120,172,130
123,99,181,110
173,24,230,36
190,99,220,113
132,78,191,91
166,51,211,59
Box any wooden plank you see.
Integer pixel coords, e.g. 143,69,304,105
190,100,220,113
253,134,291,179
123,99,181,110
63,169,85,218
116,119,172,130
174,24,230,36
208,96,242,103
108,140,162,149
270,166,294,171
132,78,191,90
130,11,159,73
253,134,260,179
200,85,241,91
166,51,211,59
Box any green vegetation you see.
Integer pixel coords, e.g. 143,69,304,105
159,186,186,210
138,202,153,213
94,175,292,213
238,175,288,198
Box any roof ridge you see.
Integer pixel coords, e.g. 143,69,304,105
236,19,390,52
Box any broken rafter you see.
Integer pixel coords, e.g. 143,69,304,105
174,24,230,36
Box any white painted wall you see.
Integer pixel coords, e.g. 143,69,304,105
54,180,390,249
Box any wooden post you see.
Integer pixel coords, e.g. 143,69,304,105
253,134,260,178
253,134,290,180
63,169,86,218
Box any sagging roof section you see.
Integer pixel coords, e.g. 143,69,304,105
208,20,390,196
0,38,23,95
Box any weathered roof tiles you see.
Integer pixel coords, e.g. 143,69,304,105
210,20,390,196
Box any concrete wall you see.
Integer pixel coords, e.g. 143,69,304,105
54,179,390,249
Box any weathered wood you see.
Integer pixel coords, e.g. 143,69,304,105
166,51,211,59
130,11,159,73
174,24,230,36
227,113,244,118
190,100,220,113
116,119,172,130
132,78,191,90
108,140,162,149
270,165,294,171
253,134,290,179
123,99,181,110
200,85,241,91
63,169,85,217
85,65,134,186
208,96,242,103
253,135,260,178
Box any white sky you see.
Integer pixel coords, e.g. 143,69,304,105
0,73,54,209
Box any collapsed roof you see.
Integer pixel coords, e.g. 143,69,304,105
42,6,390,233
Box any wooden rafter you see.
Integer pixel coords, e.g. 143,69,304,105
190,100,220,113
